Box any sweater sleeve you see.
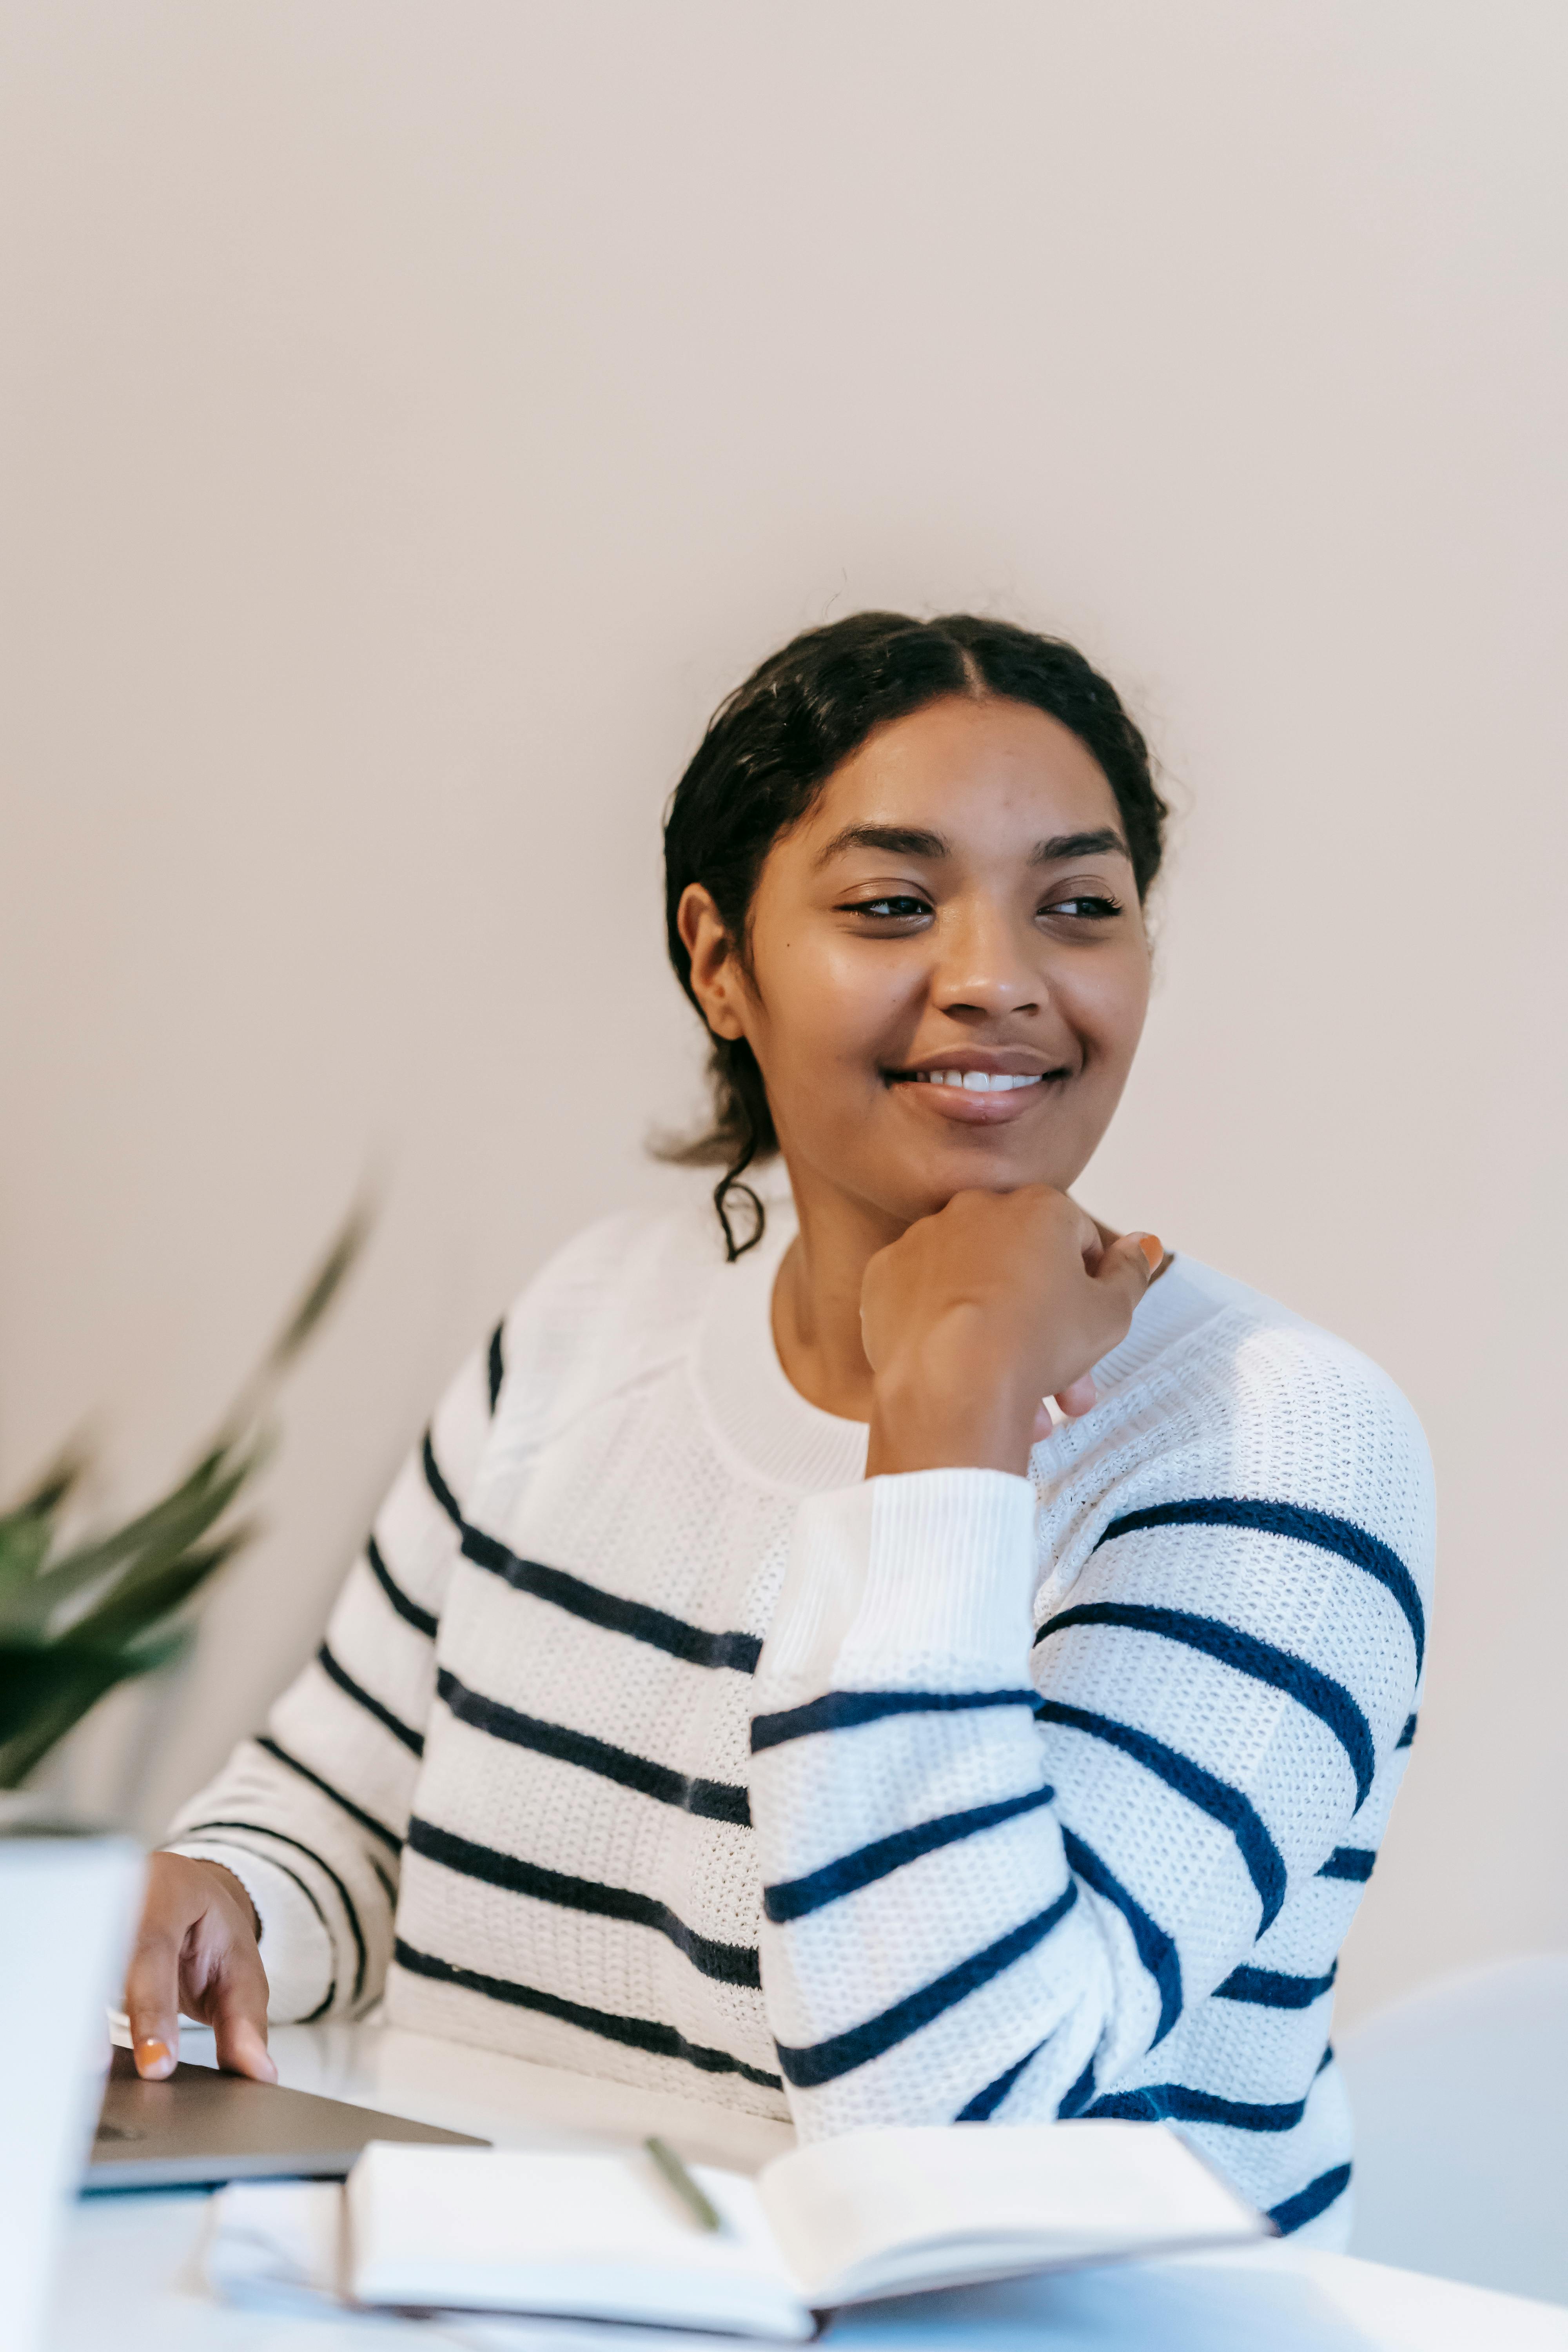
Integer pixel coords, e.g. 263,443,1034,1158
163,1318,504,2021
748,1335,1433,2140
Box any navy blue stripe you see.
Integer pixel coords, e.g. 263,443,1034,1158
764,1786,1054,1923
1037,1700,1287,1933
1397,1712,1418,1750
422,1432,463,1530
317,1642,424,1758
486,1323,505,1414
436,1666,750,1824
1061,1826,1183,2045
1216,1961,1337,2010
407,1816,759,1988
254,1735,402,1853
178,1832,337,2020
1318,2042,1335,2074
1038,1603,1375,1807
176,1825,329,1938
1060,2055,1098,2118
238,1855,339,2023
392,1938,781,2090
776,1882,1078,2089
365,1536,439,1641
370,1855,397,1904
753,1687,1036,1755
1088,2082,1307,2133
180,1818,368,2007
1270,2163,1352,2236
1318,1845,1375,1882
956,2038,1046,2122
1096,1498,1425,1674
461,1523,762,1675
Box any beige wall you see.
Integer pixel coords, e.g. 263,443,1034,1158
3,2,1564,2029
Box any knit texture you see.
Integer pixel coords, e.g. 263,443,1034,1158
168,1196,1433,2250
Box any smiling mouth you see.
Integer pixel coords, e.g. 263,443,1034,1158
888,1068,1046,1093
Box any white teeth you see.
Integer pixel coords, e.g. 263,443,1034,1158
909,1070,1042,1090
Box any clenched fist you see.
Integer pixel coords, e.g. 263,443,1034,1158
862,1187,1160,1479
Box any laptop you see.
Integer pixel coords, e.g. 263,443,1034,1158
86,2045,488,2191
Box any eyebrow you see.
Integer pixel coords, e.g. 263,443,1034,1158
812,822,1131,868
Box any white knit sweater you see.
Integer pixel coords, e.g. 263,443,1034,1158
169,1196,1433,2248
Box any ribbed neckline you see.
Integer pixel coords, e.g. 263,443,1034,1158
693,1203,870,1494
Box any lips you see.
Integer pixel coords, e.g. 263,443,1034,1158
883,1054,1067,1123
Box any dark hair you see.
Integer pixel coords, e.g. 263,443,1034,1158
661,611,1167,1259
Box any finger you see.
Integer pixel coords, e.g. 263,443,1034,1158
1092,1230,1162,1308
207,1955,277,2083
1054,1373,1098,1418
1062,1198,1105,1267
124,1929,183,2080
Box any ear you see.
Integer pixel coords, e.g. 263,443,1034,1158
677,883,750,1042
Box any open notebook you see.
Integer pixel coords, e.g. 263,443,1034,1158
320,2124,1267,2337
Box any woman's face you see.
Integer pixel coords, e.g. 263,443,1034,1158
682,694,1152,1232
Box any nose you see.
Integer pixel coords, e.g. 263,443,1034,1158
930,896,1043,1021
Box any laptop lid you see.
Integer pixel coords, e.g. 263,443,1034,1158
86,2046,487,2191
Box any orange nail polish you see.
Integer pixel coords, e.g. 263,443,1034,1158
137,2038,171,2070
1137,1234,1164,1273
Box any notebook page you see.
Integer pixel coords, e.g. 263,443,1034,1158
758,2122,1266,2304
201,2181,345,2316
346,2142,812,2338
201,2178,810,2349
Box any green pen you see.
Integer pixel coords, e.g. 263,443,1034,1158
645,2134,722,2232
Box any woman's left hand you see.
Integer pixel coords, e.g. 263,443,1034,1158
861,1186,1160,1479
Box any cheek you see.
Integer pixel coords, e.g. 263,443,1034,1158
752,933,913,1071
1054,948,1150,1066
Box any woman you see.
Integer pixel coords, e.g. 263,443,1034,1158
127,612,1432,2247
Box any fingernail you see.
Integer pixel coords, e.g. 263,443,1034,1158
137,2038,172,2073
1137,1234,1164,1273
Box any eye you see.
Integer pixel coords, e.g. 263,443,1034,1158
840,894,933,922
1043,891,1122,923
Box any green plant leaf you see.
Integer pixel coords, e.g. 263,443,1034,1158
73,1530,255,1648
4,1446,88,1522
0,1629,189,1789
0,1446,262,1638
0,1193,371,1787
215,1197,373,1443
0,1512,56,1603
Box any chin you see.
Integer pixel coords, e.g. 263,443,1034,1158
875,1149,1067,1225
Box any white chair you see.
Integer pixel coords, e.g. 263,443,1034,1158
1336,1953,1568,2307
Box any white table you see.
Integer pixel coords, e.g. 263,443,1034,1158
51,2019,1568,2351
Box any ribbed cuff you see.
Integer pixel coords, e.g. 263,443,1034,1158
165,1841,335,2023
759,1469,1037,1695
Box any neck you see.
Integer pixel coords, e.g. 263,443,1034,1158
769,1159,905,1424
764,1159,1138,1426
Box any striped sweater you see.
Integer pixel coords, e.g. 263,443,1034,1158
169,1196,1434,2247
